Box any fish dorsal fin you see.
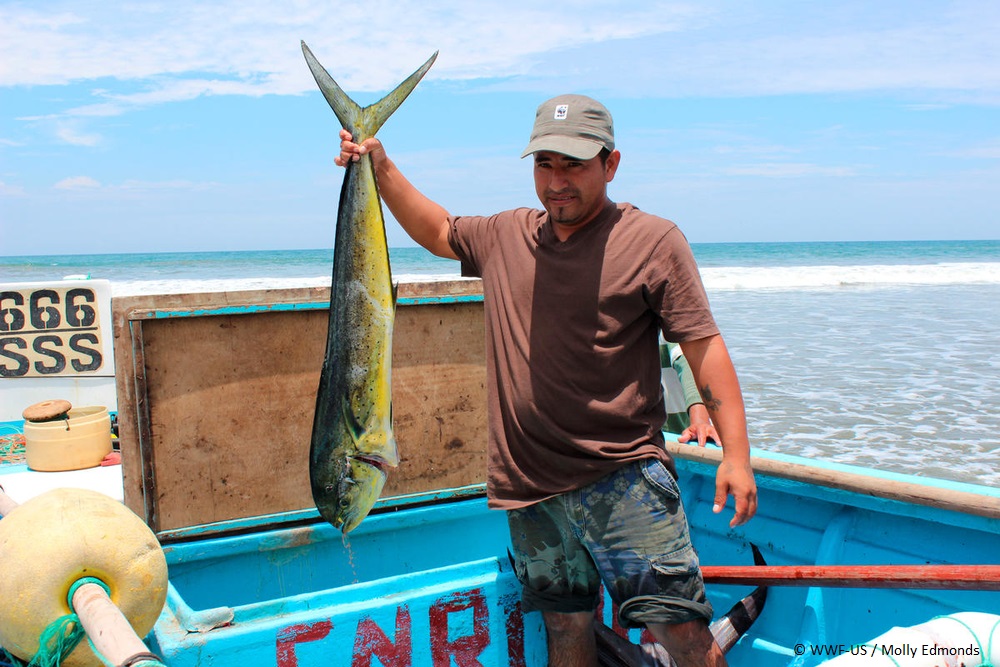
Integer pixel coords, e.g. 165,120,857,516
301,41,437,142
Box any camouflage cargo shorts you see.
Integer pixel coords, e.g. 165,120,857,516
506,458,713,627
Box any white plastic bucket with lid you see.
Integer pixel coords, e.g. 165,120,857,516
23,406,113,472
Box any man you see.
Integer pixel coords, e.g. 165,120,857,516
664,341,720,445
336,94,756,667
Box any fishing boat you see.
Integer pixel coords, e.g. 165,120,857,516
133,445,999,667
1,278,998,667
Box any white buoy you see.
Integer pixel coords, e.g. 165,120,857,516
819,612,1000,666
0,487,168,667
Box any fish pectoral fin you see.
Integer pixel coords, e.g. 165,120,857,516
341,399,368,445
341,398,382,445
354,433,400,469
340,400,399,467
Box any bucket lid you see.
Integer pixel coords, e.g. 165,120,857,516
22,400,72,422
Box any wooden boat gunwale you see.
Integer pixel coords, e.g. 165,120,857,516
667,440,1000,521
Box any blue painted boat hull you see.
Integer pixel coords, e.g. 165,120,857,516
674,446,1000,666
149,445,1000,667
153,497,545,666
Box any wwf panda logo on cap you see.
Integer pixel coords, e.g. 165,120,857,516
521,94,615,161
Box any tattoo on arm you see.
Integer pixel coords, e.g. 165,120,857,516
700,384,723,412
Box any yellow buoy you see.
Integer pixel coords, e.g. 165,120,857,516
0,488,168,667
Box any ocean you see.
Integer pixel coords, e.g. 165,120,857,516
2,240,998,488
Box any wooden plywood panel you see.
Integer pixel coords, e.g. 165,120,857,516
389,301,486,495
113,280,487,532
139,310,322,530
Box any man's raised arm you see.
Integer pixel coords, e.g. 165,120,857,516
337,129,458,260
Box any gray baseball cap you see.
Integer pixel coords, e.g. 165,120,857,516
521,94,615,160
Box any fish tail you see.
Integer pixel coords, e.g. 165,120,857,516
709,544,769,652
301,41,438,142
594,581,767,666
593,545,768,665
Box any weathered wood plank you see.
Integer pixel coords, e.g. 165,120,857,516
112,280,487,532
665,441,1000,520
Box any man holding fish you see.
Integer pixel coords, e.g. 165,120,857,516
336,94,756,667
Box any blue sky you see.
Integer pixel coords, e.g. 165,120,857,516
2,1,998,255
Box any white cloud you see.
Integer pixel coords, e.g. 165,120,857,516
0,180,27,196
942,140,1000,160
0,0,710,149
0,1,702,91
2,1,999,116
55,123,101,146
49,176,220,194
54,176,102,190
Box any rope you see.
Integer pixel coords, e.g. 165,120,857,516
0,578,113,667
65,577,110,609
930,613,998,667
0,645,25,667
0,577,165,667
27,615,85,667
988,614,999,667
0,433,26,466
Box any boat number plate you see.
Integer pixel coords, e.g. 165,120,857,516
0,285,108,377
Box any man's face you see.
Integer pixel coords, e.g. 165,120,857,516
533,149,620,237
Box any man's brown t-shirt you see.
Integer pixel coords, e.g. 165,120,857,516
448,201,719,509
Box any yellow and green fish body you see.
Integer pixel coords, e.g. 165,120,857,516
302,42,437,532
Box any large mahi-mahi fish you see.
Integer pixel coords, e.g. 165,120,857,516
302,41,437,532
